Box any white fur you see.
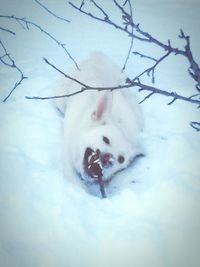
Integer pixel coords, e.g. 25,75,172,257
56,52,143,182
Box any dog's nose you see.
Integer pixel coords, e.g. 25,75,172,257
100,153,114,168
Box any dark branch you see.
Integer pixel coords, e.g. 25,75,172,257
188,93,200,100
190,121,200,132
34,0,70,23
132,51,157,62
25,88,86,100
68,1,148,42
0,14,79,69
135,81,200,106
69,1,106,23
3,77,27,102
179,29,200,90
69,0,200,92
98,176,107,198
139,92,155,104
90,0,109,19
69,1,184,54
167,97,178,105
113,0,130,17
0,26,16,35
123,0,129,6
0,39,27,102
42,57,91,88
120,0,134,71
26,58,200,109
131,50,171,84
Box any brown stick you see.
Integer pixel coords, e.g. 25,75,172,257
97,176,107,198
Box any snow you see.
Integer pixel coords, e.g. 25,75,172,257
0,1,200,267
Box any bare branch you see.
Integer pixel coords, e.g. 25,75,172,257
25,88,85,100
0,14,79,69
179,29,200,90
113,0,130,16
138,92,155,104
123,0,129,6
98,176,107,198
68,1,147,42
79,1,85,10
26,58,200,109
0,26,16,35
69,1,183,54
167,97,178,105
90,0,109,19
190,121,200,132
69,0,200,91
34,0,70,23
133,18,200,90
3,78,27,102
120,0,134,71
43,58,91,88
135,81,200,106
2,1,198,131
69,1,107,23
132,50,171,84
0,39,27,102
132,51,157,62
188,93,200,99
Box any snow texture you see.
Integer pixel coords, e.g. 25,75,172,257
0,1,200,267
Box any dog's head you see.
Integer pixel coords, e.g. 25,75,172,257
73,92,139,182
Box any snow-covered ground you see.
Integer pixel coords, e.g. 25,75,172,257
0,1,200,267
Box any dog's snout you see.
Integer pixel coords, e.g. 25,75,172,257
101,153,114,168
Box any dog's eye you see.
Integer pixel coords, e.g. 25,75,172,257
103,136,110,145
118,155,125,164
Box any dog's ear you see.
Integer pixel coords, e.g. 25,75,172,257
92,92,112,121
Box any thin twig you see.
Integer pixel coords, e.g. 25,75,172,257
0,27,16,35
97,176,107,198
179,29,200,90
136,81,200,106
26,58,200,109
25,88,86,100
132,51,157,62
42,58,90,88
167,97,178,105
188,93,200,99
69,1,184,54
68,1,148,42
3,78,27,102
190,121,200,132
34,0,70,23
69,0,200,91
132,50,171,84
120,0,134,71
90,0,109,19
0,14,79,69
113,0,130,17
0,39,27,102
123,0,129,6
139,91,155,104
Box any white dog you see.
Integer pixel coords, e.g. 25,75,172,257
56,52,143,195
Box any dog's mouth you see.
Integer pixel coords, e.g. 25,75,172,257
83,147,114,180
